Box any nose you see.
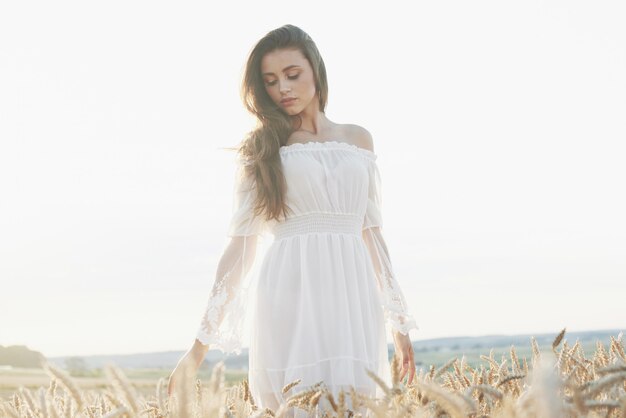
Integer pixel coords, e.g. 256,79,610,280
279,79,291,94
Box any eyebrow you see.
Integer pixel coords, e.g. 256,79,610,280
262,65,301,76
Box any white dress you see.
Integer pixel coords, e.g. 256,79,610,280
195,140,418,416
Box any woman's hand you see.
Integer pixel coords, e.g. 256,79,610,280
167,339,209,396
392,330,416,385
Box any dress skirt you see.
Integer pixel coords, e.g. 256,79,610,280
248,212,392,416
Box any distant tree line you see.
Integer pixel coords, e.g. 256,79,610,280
0,345,45,368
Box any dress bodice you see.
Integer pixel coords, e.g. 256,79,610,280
277,140,377,219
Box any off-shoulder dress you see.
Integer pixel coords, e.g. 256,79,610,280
195,140,418,416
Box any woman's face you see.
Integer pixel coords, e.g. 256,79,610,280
260,48,318,115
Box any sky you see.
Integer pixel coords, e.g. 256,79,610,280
0,0,624,358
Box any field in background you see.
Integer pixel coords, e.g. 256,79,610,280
0,332,618,399
1,329,625,417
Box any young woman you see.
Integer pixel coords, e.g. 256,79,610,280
168,24,418,416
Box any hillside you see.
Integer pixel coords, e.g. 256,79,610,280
36,327,623,371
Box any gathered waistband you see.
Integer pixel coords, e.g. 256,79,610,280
272,212,363,239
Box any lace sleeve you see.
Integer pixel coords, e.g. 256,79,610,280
362,156,418,337
195,160,264,354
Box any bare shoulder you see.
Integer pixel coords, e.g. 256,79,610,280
341,124,374,152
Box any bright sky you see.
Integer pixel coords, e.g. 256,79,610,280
1,1,624,358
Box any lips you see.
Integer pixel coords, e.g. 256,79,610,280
280,98,296,105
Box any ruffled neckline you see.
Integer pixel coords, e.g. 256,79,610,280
279,140,377,160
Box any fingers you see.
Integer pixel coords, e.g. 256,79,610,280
399,348,415,385
404,346,415,385
398,355,408,382
402,358,410,381
408,357,416,385
167,376,174,397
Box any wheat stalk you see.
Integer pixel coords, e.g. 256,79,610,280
4,331,626,417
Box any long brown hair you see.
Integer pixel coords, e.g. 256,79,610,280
232,24,329,223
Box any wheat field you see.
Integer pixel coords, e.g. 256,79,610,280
1,329,625,418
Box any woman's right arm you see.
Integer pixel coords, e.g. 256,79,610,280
194,234,258,354
170,159,263,395
194,158,264,355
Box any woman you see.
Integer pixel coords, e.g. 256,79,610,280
168,24,418,416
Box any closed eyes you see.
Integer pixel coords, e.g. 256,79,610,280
265,74,299,86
